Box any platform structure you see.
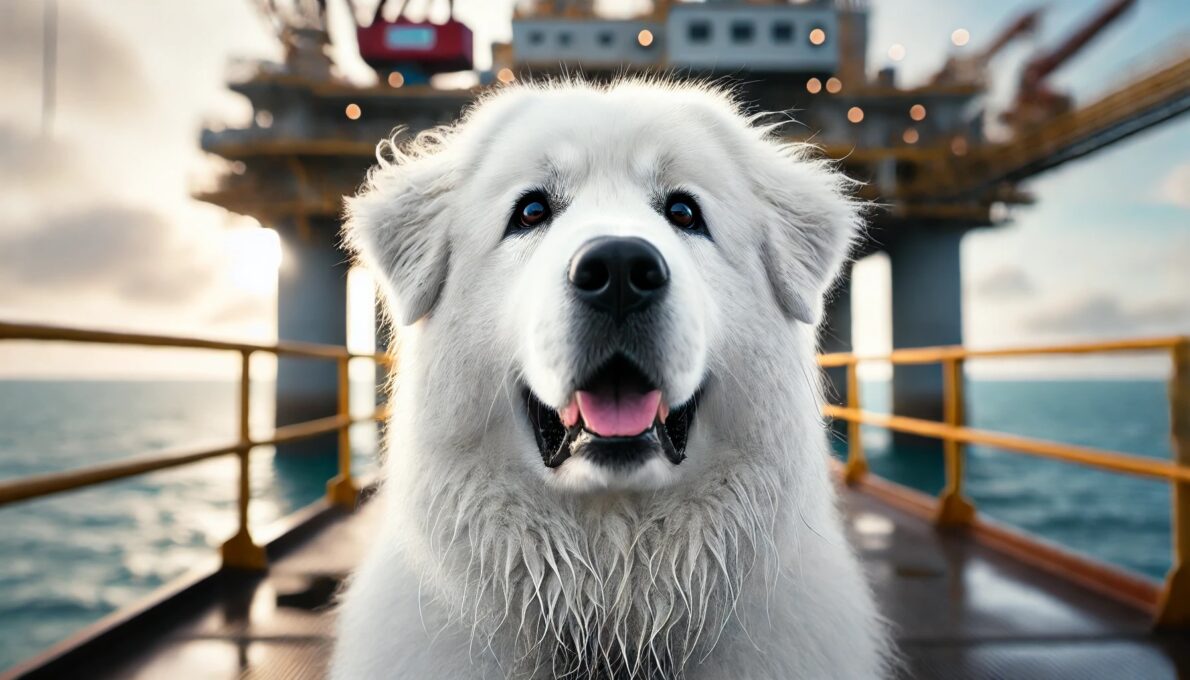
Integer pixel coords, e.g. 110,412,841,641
6,485,1188,680
198,1,1190,454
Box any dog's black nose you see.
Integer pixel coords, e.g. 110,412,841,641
568,236,669,321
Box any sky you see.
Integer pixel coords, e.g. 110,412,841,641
0,0,1186,379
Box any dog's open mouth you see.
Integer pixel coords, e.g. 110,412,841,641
525,355,697,469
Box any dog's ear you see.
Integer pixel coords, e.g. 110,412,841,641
343,144,454,326
756,153,861,326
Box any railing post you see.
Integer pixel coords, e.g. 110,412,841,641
936,355,976,528
1157,340,1190,628
327,355,359,508
220,350,267,571
843,359,869,485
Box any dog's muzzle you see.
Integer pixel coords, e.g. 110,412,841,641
524,354,699,470
522,235,699,473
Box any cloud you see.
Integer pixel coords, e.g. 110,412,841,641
0,1,152,122
974,266,1035,300
1026,293,1190,337
0,126,79,183
0,100,221,315
0,124,117,220
1156,163,1190,209
0,205,218,305
207,295,273,324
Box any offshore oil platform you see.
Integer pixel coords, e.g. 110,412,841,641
199,0,1189,436
2,0,1189,678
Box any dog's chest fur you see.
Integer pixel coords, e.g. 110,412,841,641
551,642,676,680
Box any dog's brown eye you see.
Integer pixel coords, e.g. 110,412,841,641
664,194,701,230
514,193,551,230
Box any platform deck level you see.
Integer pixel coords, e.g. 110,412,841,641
9,483,1188,680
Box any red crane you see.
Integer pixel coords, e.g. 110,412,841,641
1005,0,1138,128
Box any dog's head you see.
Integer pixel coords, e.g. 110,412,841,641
347,80,859,495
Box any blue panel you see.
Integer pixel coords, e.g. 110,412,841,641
385,26,437,51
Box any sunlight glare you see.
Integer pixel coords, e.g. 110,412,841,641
348,267,379,382
851,253,892,381
227,227,282,297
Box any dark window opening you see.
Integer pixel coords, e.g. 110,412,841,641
731,21,754,43
772,21,794,43
528,31,544,46
558,32,572,47
598,31,614,46
689,20,711,43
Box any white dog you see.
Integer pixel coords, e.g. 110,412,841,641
332,79,887,679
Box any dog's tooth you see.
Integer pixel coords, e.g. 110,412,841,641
559,398,580,428
658,400,669,424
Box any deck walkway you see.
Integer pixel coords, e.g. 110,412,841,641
845,490,1190,679
13,487,1190,680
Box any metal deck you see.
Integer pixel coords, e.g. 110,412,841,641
845,490,1190,679
12,487,1190,680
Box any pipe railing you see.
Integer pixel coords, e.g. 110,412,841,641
0,321,392,571
0,321,1185,626
818,335,1190,628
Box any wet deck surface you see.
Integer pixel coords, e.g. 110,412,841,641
93,501,384,680
845,491,1190,679
72,489,1190,679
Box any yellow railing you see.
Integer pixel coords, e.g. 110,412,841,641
0,321,392,571
1,321,1185,627
818,335,1190,628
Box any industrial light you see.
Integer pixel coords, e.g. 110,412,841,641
847,106,864,123
809,28,826,46
638,29,654,47
902,128,919,144
888,44,906,61
387,71,405,88
496,68,516,84
825,77,842,94
951,136,969,156
910,104,927,121
254,110,273,128
806,78,822,94
345,103,362,120
951,28,970,46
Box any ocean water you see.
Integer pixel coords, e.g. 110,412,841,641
0,378,1175,671
836,379,1173,580
0,380,381,673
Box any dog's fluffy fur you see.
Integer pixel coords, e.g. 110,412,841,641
332,79,887,679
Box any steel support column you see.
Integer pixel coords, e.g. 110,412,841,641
888,228,964,451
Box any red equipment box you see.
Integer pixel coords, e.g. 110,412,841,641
357,19,474,74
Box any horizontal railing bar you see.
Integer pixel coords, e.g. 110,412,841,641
818,335,1186,367
0,444,238,507
0,407,388,508
0,321,392,364
823,405,1190,483
272,414,352,444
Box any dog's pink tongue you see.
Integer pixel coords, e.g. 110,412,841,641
576,389,661,437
